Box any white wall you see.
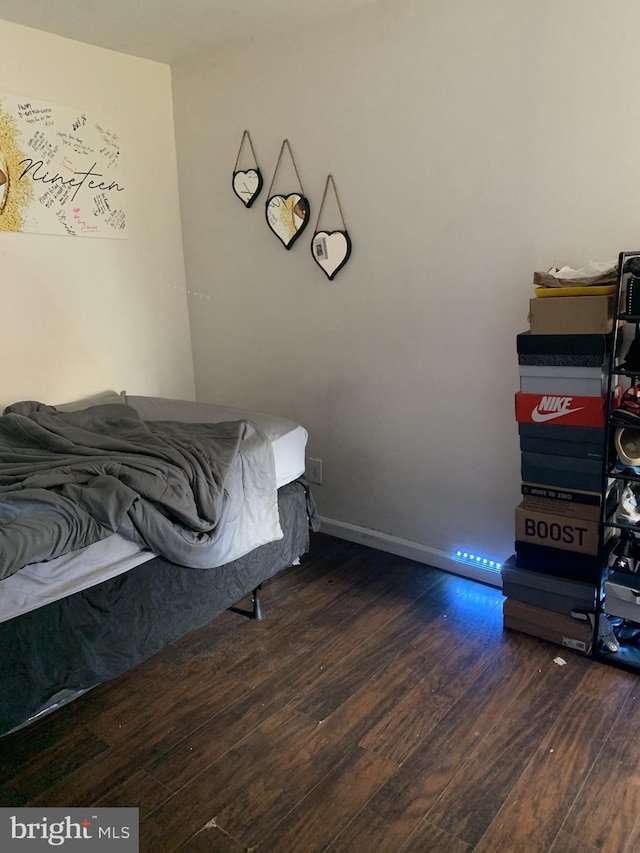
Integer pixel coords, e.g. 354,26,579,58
0,19,195,411
171,0,640,576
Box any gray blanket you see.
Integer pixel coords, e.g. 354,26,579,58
0,402,282,580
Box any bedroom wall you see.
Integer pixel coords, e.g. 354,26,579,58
0,19,195,411
171,0,640,580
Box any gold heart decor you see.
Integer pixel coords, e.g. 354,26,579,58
265,193,310,250
0,151,8,215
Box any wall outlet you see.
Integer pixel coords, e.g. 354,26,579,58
307,457,323,485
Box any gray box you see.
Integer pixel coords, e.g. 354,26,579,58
604,572,640,624
502,555,596,616
518,422,604,460
521,451,603,492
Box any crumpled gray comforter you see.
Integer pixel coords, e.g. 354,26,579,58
0,401,282,580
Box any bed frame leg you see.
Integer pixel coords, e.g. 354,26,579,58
252,585,264,620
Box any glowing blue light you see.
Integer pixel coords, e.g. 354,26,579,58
453,548,502,573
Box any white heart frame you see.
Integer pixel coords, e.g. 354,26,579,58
232,168,263,208
311,230,352,280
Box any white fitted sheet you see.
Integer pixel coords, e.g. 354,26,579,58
124,396,308,490
0,397,308,623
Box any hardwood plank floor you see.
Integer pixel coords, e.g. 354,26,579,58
1,532,639,852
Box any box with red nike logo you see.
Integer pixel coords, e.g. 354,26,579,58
515,392,606,427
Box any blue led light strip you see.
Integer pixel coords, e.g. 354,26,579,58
454,550,501,570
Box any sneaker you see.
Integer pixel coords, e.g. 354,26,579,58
612,386,640,425
614,458,640,476
599,613,621,653
609,530,638,573
617,485,640,524
616,428,640,466
622,325,640,370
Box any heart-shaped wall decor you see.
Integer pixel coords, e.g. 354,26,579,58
265,193,310,250
0,152,8,215
311,230,352,280
232,169,263,208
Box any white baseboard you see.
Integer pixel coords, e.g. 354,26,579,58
318,517,503,589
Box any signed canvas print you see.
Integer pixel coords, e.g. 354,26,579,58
0,92,126,237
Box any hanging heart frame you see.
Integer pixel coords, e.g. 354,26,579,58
310,174,352,280
265,140,310,250
232,130,263,208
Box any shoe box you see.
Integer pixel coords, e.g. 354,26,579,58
515,392,606,428
515,503,602,555
518,423,605,460
521,451,603,492
603,571,640,622
502,554,597,616
528,295,615,335
509,323,612,642
519,364,608,397
514,540,604,584
517,330,616,367
521,481,617,521
503,598,592,654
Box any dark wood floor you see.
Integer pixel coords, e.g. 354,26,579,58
2,533,639,852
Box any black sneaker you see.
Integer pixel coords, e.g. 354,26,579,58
612,386,640,425
622,325,640,371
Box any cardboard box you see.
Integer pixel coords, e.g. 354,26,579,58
604,571,640,623
514,541,604,584
522,481,603,507
528,295,615,335
515,503,601,555
521,480,618,521
501,555,597,616
503,598,592,653
521,451,603,493
519,363,607,396
515,392,606,427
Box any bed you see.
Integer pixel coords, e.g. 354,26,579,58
0,391,317,736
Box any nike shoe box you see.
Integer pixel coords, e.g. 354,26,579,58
518,423,605,460
515,503,601,555
514,540,604,584
519,364,607,396
516,331,615,367
502,555,597,616
521,481,618,521
528,295,615,335
604,571,640,624
521,451,602,492
503,598,592,654
515,392,606,427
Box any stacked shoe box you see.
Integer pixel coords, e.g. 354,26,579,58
503,317,616,654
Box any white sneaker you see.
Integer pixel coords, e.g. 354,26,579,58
617,485,640,524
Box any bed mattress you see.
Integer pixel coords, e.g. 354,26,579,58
0,396,308,624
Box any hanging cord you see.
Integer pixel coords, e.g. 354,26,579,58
314,174,347,232
267,139,305,197
233,130,259,172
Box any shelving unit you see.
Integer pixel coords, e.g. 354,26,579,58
594,250,640,671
